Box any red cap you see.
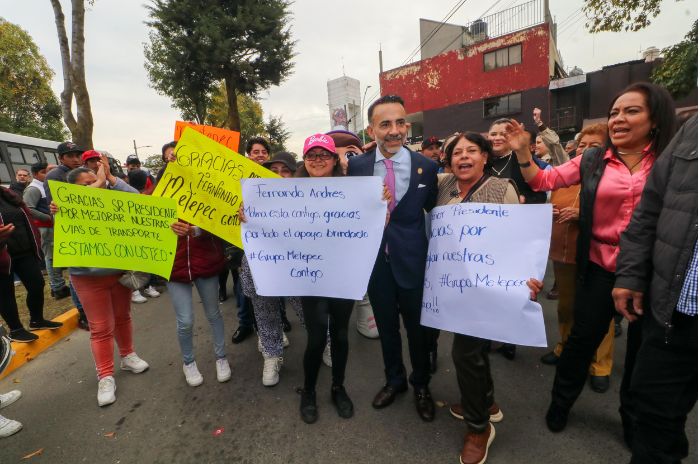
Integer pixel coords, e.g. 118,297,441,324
81,150,101,162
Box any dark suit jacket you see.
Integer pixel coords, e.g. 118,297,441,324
348,148,438,289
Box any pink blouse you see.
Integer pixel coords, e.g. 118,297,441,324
528,148,655,273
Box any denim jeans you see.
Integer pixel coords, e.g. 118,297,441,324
40,227,66,292
167,276,226,364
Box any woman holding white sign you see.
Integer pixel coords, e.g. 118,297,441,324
435,132,543,464
294,134,360,424
509,82,678,436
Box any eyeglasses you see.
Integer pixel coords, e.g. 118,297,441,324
304,152,335,161
345,151,359,159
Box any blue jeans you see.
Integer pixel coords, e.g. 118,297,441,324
167,276,226,364
40,228,66,292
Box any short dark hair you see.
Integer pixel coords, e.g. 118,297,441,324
30,162,48,174
607,81,678,156
444,132,493,167
367,95,405,123
67,167,93,184
245,136,271,155
127,169,148,192
161,141,176,156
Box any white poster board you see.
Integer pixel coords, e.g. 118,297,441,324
241,177,386,300
421,202,552,347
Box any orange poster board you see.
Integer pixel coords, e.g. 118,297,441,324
174,121,241,153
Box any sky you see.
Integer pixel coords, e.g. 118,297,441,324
1,0,697,161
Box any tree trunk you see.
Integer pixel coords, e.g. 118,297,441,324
49,0,93,149
224,77,241,132
70,0,93,149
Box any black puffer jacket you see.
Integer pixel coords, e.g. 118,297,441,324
615,115,698,327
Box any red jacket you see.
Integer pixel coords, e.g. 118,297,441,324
169,227,226,283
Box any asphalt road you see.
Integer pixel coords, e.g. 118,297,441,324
1,271,697,464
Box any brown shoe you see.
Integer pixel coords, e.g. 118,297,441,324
449,403,503,423
460,423,495,464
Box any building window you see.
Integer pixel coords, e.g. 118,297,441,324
483,44,522,71
483,93,522,118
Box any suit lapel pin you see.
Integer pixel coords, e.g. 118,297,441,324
417,167,423,175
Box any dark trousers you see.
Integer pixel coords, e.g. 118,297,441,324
301,296,354,391
367,253,430,388
452,333,493,433
628,312,697,464
0,254,45,330
552,262,642,411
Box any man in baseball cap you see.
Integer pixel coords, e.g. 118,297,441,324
81,150,102,174
420,136,442,163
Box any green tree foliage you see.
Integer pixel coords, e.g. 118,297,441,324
0,18,67,140
265,115,290,153
652,21,698,98
142,153,165,171
583,0,663,33
144,0,296,132
207,84,265,151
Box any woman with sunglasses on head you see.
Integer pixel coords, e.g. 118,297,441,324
508,82,678,435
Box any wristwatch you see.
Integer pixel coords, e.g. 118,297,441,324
519,160,532,167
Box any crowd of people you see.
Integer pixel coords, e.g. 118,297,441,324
0,81,696,464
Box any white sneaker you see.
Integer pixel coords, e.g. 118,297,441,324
0,390,21,409
183,361,203,387
322,342,332,367
97,376,116,407
356,300,379,339
120,353,149,374
143,285,160,298
262,356,282,387
131,290,147,304
215,358,231,383
283,333,290,348
0,414,22,437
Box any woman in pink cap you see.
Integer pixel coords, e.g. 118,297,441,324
293,133,356,424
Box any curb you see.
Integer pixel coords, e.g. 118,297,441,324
0,309,79,380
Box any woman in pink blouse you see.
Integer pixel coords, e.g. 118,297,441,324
506,82,677,435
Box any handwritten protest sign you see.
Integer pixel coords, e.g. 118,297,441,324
152,127,278,248
174,121,241,153
50,181,178,278
421,202,551,347
241,177,386,300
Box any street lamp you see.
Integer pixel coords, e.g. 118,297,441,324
132,140,151,157
360,85,372,144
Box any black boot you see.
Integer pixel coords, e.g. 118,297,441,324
300,390,318,424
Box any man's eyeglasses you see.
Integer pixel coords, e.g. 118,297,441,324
304,152,335,161
345,151,359,159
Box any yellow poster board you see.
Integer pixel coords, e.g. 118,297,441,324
152,127,278,248
50,181,178,279
174,121,241,153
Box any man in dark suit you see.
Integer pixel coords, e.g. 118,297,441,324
347,95,439,421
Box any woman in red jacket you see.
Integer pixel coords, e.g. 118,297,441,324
168,220,229,387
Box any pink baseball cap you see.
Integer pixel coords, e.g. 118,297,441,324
303,133,336,156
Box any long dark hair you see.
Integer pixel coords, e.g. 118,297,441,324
444,132,494,167
295,152,344,178
607,82,678,156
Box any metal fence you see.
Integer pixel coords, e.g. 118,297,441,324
464,0,548,43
